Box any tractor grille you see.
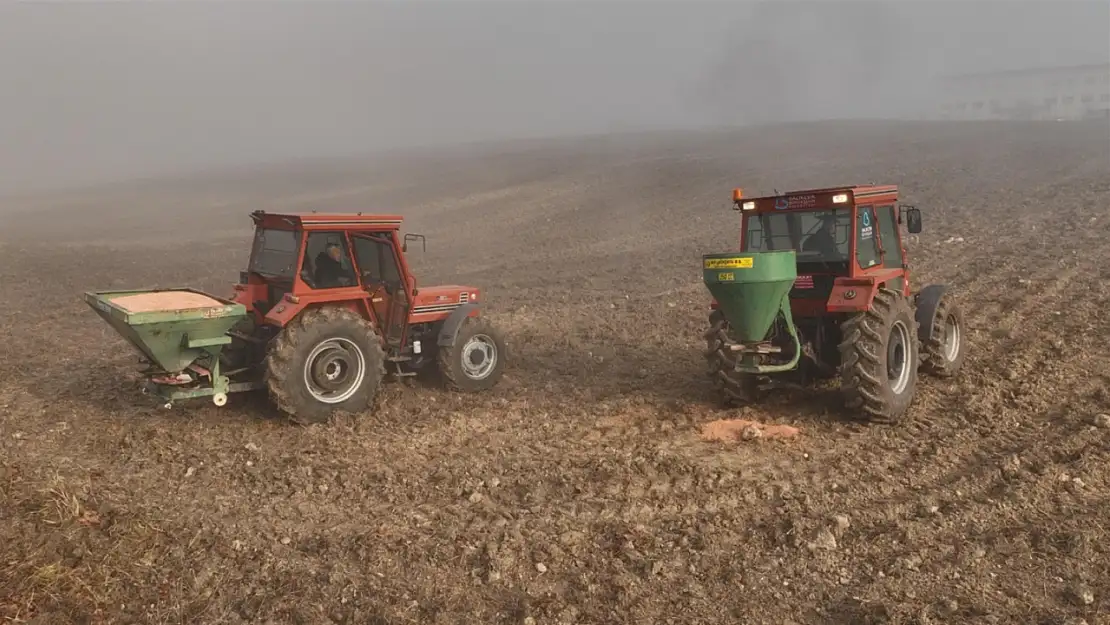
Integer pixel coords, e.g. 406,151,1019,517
459,292,469,304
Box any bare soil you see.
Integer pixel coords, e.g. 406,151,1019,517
2,119,1109,625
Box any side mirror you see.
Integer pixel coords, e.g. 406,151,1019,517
899,204,922,234
404,233,427,253
906,208,922,234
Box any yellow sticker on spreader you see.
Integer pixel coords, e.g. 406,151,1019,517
704,257,754,269
719,272,735,281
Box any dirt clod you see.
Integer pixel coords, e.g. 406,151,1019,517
1071,585,1095,606
701,418,801,443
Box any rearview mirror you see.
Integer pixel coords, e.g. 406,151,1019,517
906,208,922,234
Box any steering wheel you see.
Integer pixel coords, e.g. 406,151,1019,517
362,274,389,296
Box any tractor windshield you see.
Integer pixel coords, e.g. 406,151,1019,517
743,209,850,262
248,228,301,279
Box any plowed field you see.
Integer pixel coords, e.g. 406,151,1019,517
3,119,1109,624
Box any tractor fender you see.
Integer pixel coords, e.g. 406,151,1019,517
914,284,948,343
437,303,482,347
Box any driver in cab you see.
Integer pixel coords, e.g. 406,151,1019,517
314,243,354,287
803,215,841,257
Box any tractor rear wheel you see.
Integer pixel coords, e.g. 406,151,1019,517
265,306,386,424
437,316,507,392
706,309,766,406
838,288,919,424
920,294,966,378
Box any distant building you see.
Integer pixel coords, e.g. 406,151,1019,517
933,63,1110,121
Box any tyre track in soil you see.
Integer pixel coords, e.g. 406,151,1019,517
782,262,1109,604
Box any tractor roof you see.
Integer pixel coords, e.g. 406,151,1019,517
735,184,898,202
732,184,898,211
250,210,404,231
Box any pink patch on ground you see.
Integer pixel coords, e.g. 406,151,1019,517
701,419,801,442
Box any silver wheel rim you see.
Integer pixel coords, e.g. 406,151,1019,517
302,338,366,404
887,320,912,395
460,334,497,380
943,314,960,362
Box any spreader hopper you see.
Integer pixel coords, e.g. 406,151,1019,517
84,288,247,373
702,251,802,374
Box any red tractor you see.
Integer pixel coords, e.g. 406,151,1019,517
702,185,966,423
222,210,508,422
86,210,508,424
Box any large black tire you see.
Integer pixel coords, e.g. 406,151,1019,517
920,294,966,378
437,316,507,392
838,288,920,424
265,306,386,424
705,309,766,406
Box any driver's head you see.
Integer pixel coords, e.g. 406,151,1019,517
821,215,837,234
326,243,342,261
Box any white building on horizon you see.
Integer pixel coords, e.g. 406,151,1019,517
933,63,1110,121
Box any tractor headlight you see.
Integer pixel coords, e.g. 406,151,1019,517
741,201,756,210
832,194,849,204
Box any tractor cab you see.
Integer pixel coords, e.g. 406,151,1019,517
731,186,922,317
232,210,483,361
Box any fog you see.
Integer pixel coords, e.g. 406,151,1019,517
0,0,1106,195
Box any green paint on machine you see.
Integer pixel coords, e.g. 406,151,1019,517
82,288,257,404
701,251,802,374
84,288,246,373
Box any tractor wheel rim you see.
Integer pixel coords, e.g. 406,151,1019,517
887,320,912,395
461,334,497,380
303,338,366,404
943,314,960,362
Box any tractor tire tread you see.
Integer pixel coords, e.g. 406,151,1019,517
264,306,386,425
437,315,507,392
920,295,966,378
705,310,765,406
838,288,919,424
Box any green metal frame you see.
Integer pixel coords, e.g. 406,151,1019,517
84,287,263,406
702,251,803,374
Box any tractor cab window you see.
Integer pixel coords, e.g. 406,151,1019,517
249,228,301,279
855,205,881,269
877,204,904,268
744,209,850,263
302,232,357,289
352,232,406,298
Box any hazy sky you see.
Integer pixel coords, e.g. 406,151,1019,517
0,0,1107,195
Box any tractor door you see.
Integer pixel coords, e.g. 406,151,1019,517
875,203,906,291
351,232,411,347
854,204,882,270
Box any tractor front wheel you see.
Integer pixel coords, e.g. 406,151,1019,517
265,306,386,424
706,309,766,406
920,294,966,378
838,288,920,424
437,316,507,392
